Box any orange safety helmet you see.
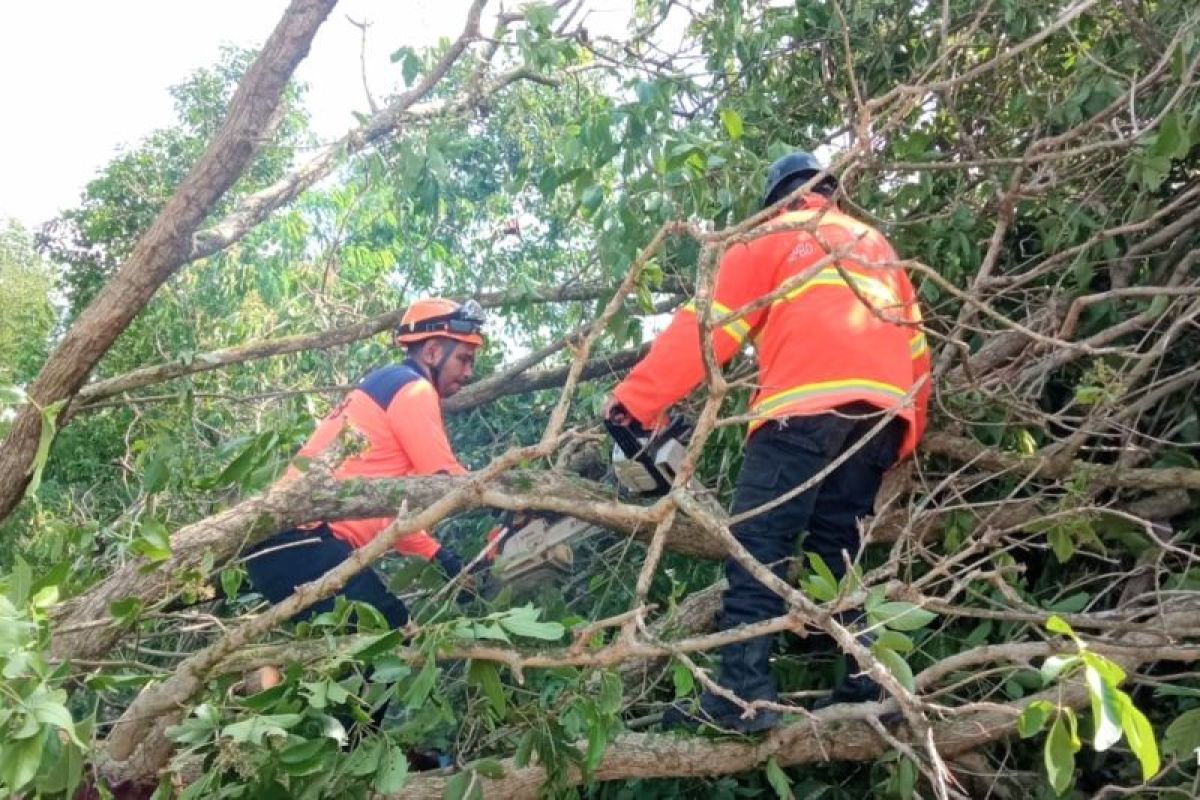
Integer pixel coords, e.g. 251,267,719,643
395,297,486,347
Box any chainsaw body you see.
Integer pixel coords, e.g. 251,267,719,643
489,415,691,593
605,414,690,497
491,513,599,592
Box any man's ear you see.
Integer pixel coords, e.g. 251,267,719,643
417,340,442,367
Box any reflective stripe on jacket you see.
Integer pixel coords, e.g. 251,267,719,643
613,195,930,458
286,358,465,559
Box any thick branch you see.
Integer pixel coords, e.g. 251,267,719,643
75,282,654,408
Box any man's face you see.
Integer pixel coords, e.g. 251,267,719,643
422,339,477,397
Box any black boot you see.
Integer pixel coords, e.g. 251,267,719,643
662,636,782,734
811,612,884,710
812,663,884,709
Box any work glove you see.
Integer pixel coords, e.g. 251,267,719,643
603,398,668,437
602,397,632,425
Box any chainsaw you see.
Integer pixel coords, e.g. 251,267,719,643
604,412,691,498
488,413,691,593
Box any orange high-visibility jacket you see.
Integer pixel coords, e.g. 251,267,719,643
286,359,464,560
614,195,930,458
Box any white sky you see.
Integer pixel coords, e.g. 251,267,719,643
0,0,635,231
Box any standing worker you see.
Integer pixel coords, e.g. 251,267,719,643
245,297,486,636
606,153,930,732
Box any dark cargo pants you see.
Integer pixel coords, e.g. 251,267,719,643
722,402,903,629
245,523,410,629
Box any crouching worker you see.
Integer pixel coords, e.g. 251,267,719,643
606,153,930,733
244,297,486,656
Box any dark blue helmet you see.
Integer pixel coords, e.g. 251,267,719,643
762,151,837,208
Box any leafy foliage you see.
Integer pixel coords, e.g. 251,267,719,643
1,0,1198,797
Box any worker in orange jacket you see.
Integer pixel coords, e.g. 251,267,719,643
607,152,930,732
245,298,486,632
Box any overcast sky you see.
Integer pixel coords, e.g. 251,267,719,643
0,0,634,231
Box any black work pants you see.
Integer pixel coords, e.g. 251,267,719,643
245,524,410,630
722,403,903,629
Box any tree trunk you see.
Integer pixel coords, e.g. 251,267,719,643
0,0,338,524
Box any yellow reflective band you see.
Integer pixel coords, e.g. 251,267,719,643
909,332,928,358
772,267,900,310
776,209,871,237
682,300,751,344
752,379,909,416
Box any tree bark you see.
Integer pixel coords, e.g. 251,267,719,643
73,283,662,409
0,0,339,523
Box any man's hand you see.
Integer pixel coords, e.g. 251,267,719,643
601,396,631,425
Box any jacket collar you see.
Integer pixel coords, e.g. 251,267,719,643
403,356,432,382
774,194,834,217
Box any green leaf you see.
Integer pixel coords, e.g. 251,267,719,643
525,2,558,29
1040,655,1079,685
873,646,914,692
585,717,608,775
1045,615,1075,638
806,552,837,587
499,607,565,641
1163,708,1200,760
398,50,423,87
403,659,438,708
765,756,795,800
6,556,32,605
219,568,244,601
0,729,46,792
301,679,349,710
467,660,507,717
870,601,937,632
1152,111,1191,161
1083,665,1123,751
108,597,144,623
1117,693,1160,781
350,628,405,661
278,738,327,767
1047,525,1075,563
875,630,914,654
474,758,505,780
444,769,483,800
25,691,82,746
672,662,695,698
25,399,65,499
219,714,301,745
598,671,623,716
719,108,744,141
514,730,536,768
143,454,169,494
210,432,276,490
370,655,411,684
1080,651,1126,686
1044,714,1078,795
580,184,604,215
1018,700,1054,738
890,756,917,800
373,740,409,794
345,736,383,777
31,584,58,609
131,519,172,563
1046,592,1090,614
